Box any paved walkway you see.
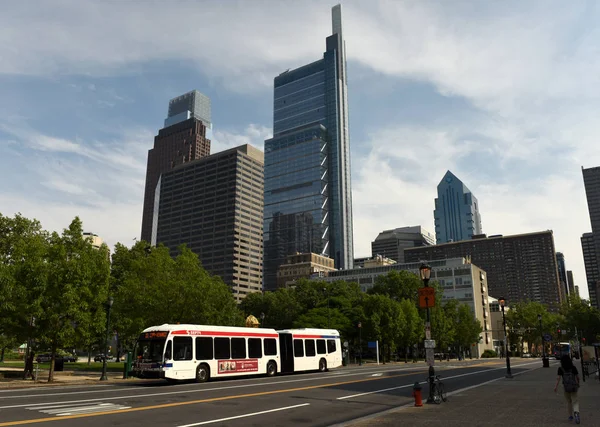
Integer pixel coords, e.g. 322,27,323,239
344,361,600,426
0,366,126,388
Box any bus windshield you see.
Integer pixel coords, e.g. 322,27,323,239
135,331,168,363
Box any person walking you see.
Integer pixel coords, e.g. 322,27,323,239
554,354,581,424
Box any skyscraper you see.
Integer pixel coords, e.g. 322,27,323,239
371,226,435,264
582,166,600,307
556,252,569,299
141,90,212,243
434,170,482,244
567,270,575,296
263,4,353,290
581,232,599,308
153,144,264,302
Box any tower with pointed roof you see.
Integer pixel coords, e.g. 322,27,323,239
433,171,482,244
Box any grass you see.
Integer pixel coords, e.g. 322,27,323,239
0,361,124,373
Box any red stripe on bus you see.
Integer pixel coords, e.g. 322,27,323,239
292,335,324,339
170,330,278,338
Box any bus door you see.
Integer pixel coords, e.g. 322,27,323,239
279,333,294,373
171,335,195,379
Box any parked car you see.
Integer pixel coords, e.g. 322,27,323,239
35,353,77,363
94,354,108,362
36,353,52,363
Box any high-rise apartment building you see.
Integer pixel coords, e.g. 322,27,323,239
405,231,563,308
263,4,353,290
556,252,569,299
371,226,435,264
141,90,212,243
567,270,575,296
153,145,264,302
582,166,600,307
581,232,599,308
434,171,482,244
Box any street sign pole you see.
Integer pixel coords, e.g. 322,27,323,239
376,341,380,365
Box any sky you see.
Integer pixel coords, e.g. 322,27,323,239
1,0,599,299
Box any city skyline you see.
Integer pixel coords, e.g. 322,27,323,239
1,0,598,299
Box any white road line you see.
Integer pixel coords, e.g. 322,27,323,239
176,403,310,427
0,367,414,409
336,360,542,400
25,402,131,417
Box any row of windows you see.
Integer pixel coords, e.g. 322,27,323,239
293,338,336,357
166,336,278,361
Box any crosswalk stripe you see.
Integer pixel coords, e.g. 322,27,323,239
27,402,131,417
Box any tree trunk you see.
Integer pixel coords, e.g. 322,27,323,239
23,351,35,380
48,346,56,383
0,347,5,362
87,346,92,365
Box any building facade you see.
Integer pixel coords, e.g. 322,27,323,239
371,226,435,263
581,232,600,308
567,270,575,296
319,257,493,357
354,255,397,269
153,144,264,302
434,171,482,244
263,4,353,291
83,232,103,249
141,90,212,243
405,231,563,308
582,166,600,307
276,252,336,288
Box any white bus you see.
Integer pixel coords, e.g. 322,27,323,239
131,324,342,383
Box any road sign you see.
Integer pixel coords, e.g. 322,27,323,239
425,348,435,366
368,341,377,349
543,334,552,342
425,324,431,340
419,287,435,308
424,339,436,349
343,341,349,348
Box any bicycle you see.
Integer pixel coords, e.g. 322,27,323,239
427,375,448,404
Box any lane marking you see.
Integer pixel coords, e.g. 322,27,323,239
32,403,132,416
336,360,542,400
0,370,425,426
371,374,382,377
176,403,310,427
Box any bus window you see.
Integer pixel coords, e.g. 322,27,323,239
164,340,172,361
248,338,262,359
173,337,193,361
316,339,326,355
195,337,213,360
264,338,277,356
215,337,231,359
294,339,304,357
305,340,316,357
231,338,246,359
327,339,336,354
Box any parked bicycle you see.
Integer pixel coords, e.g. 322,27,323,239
428,375,447,404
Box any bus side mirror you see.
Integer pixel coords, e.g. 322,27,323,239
164,340,172,361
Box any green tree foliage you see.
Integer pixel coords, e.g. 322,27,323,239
454,304,483,355
110,241,240,350
368,270,422,305
505,300,562,354
559,295,600,343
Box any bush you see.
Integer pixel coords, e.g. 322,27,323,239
482,349,497,358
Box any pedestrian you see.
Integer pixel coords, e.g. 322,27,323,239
554,354,581,424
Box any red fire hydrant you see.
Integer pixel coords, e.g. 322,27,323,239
412,382,423,407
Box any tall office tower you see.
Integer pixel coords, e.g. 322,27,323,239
153,145,264,302
405,231,563,308
263,4,353,290
581,232,599,308
556,252,569,299
140,90,212,243
582,166,600,307
567,270,575,296
371,226,435,264
434,171,482,244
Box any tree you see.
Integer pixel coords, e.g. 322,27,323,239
397,299,423,362
505,301,559,355
560,295,600,343
368,270,422,305
361,294,405,363
454,304,483,358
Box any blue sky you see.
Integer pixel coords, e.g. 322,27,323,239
1,0,598,299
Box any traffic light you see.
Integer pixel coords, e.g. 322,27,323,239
583,337,586,344
557,329,561,335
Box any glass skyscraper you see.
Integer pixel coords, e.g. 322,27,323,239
582,165,600,308
434,170,482,244
263,4,353,290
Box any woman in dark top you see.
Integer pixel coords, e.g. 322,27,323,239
554,354,580,424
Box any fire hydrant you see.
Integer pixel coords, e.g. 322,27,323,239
412,381,423,407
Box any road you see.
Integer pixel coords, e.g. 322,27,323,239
0,359,543,427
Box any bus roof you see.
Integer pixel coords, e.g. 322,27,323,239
277,328,340,337
141,324,278,335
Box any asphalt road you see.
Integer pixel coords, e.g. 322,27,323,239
0,359,543,427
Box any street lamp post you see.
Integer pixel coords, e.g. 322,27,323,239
324,287,330,329
538,314,549,368
100,296,114,381
419,263,436,403
260,312,265,328
498,297,512,378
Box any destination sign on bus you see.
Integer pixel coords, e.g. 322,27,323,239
218,359,258,374
142,331,168,339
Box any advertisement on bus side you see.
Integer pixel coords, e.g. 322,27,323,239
217,359,259,374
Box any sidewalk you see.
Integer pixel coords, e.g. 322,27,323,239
345,362,600,426
0,367,127,388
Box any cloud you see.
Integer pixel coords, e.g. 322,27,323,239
212,124,272,153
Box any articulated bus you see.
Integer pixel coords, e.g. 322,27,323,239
553,342,572,359
131,324,342,383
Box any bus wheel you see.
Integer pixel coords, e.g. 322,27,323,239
266,361,277,377
319,358,327,372
196,364,209,383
